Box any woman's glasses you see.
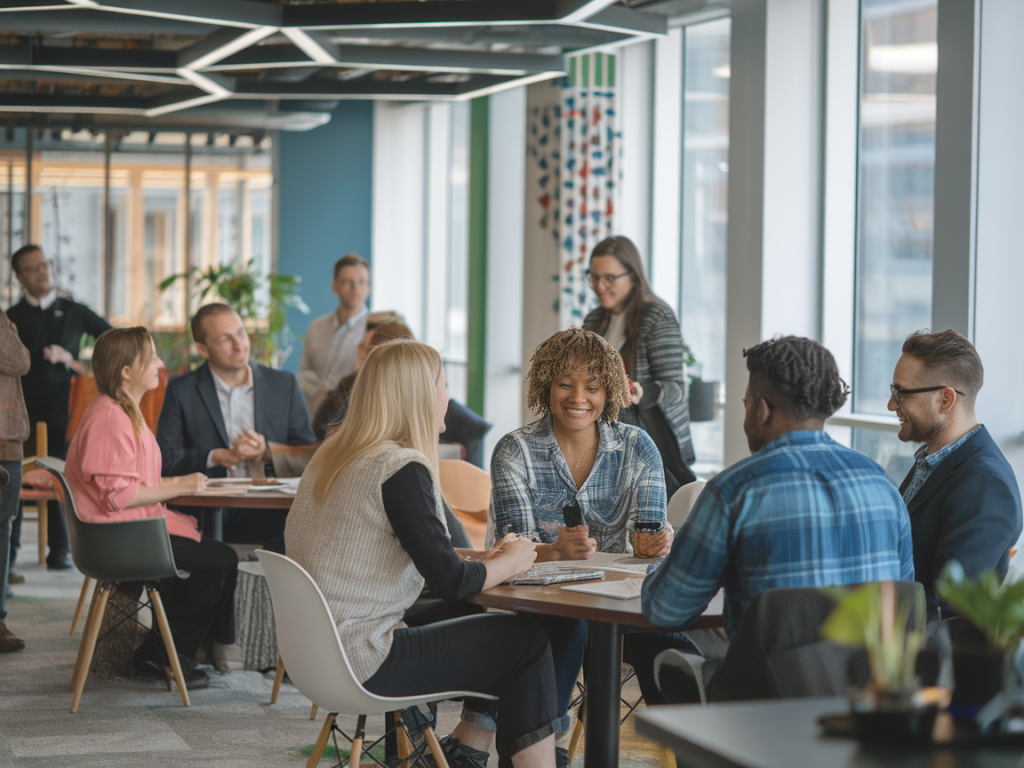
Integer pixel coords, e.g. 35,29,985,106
586,269,630,288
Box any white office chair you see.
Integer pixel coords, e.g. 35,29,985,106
256,550,498,768
666,481,706,529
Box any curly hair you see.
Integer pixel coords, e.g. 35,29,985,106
526,328,631,421
744,336,850,420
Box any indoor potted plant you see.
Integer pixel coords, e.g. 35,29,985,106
936,561,1024,724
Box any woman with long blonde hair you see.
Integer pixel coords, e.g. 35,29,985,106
64,327,238,687
286,340,557,768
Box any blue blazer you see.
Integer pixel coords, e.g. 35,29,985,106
899,425,1022,593
157,362,316,478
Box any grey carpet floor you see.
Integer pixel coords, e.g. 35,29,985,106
0,515,673,767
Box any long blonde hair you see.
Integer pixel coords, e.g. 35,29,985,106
310,339,443,504
92,327,153,436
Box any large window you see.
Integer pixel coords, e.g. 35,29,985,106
853,0,938,416
0,131,273,333
680,17,730,468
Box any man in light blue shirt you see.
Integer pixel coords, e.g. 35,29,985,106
625,336,914,703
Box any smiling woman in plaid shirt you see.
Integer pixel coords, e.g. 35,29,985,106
487,328,671,760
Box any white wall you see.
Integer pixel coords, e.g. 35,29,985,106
618,40,655,265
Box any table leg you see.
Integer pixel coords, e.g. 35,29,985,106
199,508,223,541
585,621,622,768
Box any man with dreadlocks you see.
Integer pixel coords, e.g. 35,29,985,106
628,335,914,703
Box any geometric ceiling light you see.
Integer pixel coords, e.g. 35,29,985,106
0,0,667,127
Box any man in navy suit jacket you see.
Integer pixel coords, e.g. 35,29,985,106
889,329,1022,600
158,304,315,549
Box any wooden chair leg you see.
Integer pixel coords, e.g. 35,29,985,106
349,714,367,768
70,576,92,634
397,722,413,763
306,713,336,768
149,588,190,707
70,581,103,692
567,711,585,765
270,653,285,704
309,703,319,720
36,500,47,565
423,727,451,768
70,585,110,713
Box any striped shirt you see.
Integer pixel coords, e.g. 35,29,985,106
641,430,914,636
489,415,667,553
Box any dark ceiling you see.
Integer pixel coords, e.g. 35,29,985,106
0,0,668,132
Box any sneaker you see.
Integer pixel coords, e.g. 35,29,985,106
212,641,244,671
0,621,25,652
423,735,489,768
8,571,24,585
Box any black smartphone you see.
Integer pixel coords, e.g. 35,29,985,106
562,503,584,528
634,521,664,533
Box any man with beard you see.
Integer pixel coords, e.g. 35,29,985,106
888,329,1021,601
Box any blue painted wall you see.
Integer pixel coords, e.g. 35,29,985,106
277,102,374,374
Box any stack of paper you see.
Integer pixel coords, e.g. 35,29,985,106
561,577,645,600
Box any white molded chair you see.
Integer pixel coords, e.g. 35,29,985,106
666,481,706,530
256,550,498,768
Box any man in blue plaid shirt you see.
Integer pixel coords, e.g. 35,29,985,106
626,336,914,703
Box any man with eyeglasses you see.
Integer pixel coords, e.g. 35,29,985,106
7,244,111,571
888,329,1021,602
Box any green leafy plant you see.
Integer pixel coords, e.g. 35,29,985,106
937,561,1024,653
160,260,309,367
819,582,925,692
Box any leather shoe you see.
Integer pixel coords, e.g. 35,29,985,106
46,551,74,571
0,621,25,652
8,571,24,585
133,656,211,690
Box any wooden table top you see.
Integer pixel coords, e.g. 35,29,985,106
167,492,294,509
469,569,724,630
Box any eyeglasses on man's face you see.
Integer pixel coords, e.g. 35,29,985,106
18,259,50,276
888,383,965,406
586,269,630,288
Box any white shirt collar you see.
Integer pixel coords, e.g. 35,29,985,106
210,364,254,395
25,288,58,310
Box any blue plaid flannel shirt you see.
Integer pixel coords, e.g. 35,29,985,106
489,415,667,553
641,430,915,636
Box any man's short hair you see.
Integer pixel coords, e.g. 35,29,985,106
191,302,236,345
902,329,984,408
744,336,850,420
334,253,370,279
11,244,42,273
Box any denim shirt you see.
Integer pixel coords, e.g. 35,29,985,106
489,415,667,553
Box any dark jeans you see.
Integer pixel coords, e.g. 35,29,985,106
364,614,557,767
140,534,238,663
0,462,22,620
223,509,287,553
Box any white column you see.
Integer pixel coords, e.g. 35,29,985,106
484,86,527,467
649,27,683,311
618,40,655,263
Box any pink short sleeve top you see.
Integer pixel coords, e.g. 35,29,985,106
65,395,200,542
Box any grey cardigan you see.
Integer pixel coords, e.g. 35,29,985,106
584,301,695,467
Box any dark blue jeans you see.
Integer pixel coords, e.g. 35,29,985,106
223,509,287,553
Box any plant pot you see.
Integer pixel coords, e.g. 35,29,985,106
688,379,718,422
847,686,937,741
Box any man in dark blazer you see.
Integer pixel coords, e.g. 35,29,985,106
158,304,315,549
889,329,1022,601
8,244,112,570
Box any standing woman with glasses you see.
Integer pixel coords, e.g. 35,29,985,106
583,236,696,497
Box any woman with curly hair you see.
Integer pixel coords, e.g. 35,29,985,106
583,236,696,497
488,328,672,763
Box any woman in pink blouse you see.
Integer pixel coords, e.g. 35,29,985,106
65,327,237,688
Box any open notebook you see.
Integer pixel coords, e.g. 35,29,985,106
561,577,645,600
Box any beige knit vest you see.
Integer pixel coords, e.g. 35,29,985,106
284,442,447,682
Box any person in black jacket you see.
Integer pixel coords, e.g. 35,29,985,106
8,244,111,570
888,329,1022,603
